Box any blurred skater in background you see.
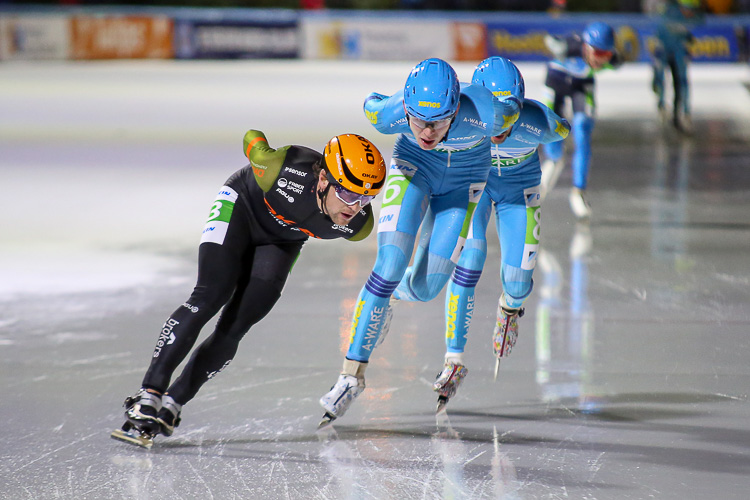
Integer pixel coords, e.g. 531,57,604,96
540,21,623,220
651,0,705,134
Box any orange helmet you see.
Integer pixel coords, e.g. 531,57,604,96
323,134,386,196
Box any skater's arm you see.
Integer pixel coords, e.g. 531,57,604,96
346,208,375,242
527,99,570,144
364,92,409,135
478,84,521,136
544,34,567,60
242,130,290,192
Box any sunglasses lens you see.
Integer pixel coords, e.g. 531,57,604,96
409,115,452,129
333,184,373,206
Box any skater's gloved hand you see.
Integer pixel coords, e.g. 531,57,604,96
544,34,567,60
364,92,388,105
363,92,388,121
243,130,273,160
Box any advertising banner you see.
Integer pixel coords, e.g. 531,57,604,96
301,18,452,61
686,25,740,62
486,20,742,63
486,21,574,62
0,15,68,60
174,20,298,59
70,15,173,60
453,22,487,61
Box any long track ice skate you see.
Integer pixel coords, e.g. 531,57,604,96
318,412,337,429
433,361,468,413
110,421,157,449
493,306,524,381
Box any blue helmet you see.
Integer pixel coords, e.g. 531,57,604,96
403,58,460,121
471,56,525,105
582,22,615,52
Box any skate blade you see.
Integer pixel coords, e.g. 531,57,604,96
111,428,154,449
317,412,336,430
436,395,448,414
494,358,501,381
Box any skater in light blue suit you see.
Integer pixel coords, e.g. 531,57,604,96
319,58,521,424
540,21,622,220
441,58,569,395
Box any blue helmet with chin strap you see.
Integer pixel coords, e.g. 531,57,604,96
403,58,460,121
471,56,525,106
582,21,616,52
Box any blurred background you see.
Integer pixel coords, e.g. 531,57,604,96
1,0,748,62
0,0,747,14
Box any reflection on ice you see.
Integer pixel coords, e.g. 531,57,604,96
314,413,521,499
535,223,600,414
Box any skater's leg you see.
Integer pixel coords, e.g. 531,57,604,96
431,193,490,411
652,44,667,111
492,164,542,367
346,163,427,362
570,111,594,191
165,241,302,406
495,169,541,310
671,52,691,132
140,194,254,393
396,181,485,302
444,191,491,355
569,89,595,219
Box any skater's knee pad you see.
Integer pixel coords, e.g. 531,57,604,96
409,252,455,302
456,238,487,275
502,264,534,309
373,231,412,282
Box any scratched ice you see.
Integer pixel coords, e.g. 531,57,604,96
1,61,750,499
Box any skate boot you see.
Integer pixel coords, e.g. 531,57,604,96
569,187,591,220
156,395,182,437
433,355,468,413
658,103,670,126
319,359,367,427
124,388,161,430
493,299,524,379
674,108,693,135
110,388,162,449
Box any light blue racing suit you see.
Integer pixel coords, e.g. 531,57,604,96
346,83,520,362
443,99,570,354
542,34,622,190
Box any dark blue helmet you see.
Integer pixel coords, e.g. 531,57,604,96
403,58,460,121
471,56,525,106
583,22,615,52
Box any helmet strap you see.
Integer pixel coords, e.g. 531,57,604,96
318,183,332,217
438,116,457,144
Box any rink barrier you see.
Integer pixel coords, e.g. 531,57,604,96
0,7,748,63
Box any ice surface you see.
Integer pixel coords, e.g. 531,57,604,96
1,60,750,499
